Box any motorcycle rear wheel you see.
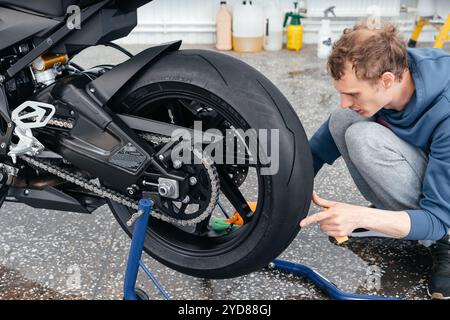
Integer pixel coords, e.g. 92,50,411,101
108,50,313,279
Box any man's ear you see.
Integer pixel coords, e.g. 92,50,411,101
380,72,396,89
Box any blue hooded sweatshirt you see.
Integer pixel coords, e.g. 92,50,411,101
309,48,450,241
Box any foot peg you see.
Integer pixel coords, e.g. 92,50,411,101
8,101,56,163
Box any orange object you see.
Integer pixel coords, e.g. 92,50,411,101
228,201,257,225
225,213,244,226
334,236,349,244
32,54,68,71
246,201,257,213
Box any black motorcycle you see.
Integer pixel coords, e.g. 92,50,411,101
0,0,313,278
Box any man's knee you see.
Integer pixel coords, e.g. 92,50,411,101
345,121,426,210
344,121,387,163
329,108,366,142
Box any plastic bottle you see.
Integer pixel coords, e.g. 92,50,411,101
317,6,335,59
263,0,284,51
232,1,264,53
317,19,332,59
216,1,232,51
284,2,304,51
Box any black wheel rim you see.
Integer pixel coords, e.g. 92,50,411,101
118,82,269,258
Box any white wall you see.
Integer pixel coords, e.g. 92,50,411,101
116,0,440,45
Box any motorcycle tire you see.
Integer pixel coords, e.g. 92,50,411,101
108,49,313,279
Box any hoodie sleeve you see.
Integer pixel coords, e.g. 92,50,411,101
405,114,450,241
309,118,341,176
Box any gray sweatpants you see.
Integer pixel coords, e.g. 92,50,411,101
328,108,428,211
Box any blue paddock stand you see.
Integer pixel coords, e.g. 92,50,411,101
123,198,170,300
122,199,399,300
269,259,400,300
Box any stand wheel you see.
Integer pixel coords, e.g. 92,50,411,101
135,288,150,300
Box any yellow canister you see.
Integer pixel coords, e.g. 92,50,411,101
286,24,303,51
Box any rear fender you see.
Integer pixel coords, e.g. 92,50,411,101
86,41,182,106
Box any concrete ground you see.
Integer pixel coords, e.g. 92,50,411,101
0,42,449,300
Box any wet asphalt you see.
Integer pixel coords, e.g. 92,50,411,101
0,43,449,300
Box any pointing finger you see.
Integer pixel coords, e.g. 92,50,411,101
312,192,337,209
300,210,331,227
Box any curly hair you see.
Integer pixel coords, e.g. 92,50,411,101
327,19,408,84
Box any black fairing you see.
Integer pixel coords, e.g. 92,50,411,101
0,0,80,17
43,8,138,55
0,0,151,17
0,7,61,50
0,0,153,55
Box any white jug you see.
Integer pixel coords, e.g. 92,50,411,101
232,1,264,52
263,0,284,51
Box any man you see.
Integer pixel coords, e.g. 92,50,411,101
300,20,450,299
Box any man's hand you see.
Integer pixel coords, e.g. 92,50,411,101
300,192,364,238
